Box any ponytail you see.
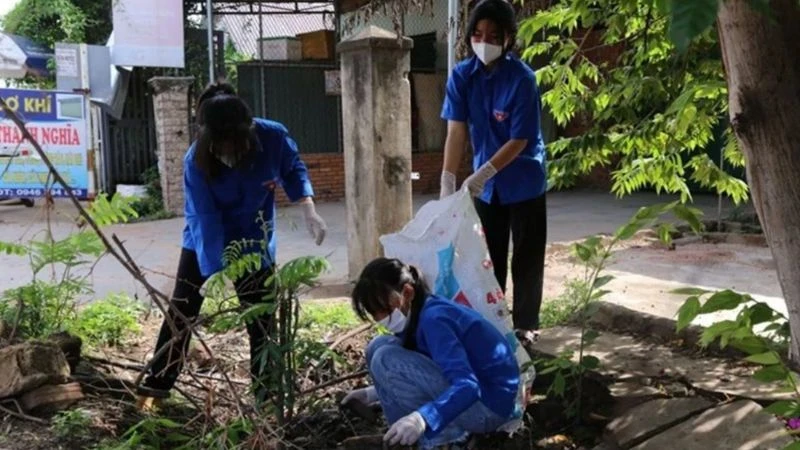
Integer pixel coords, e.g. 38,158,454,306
401,265,429,351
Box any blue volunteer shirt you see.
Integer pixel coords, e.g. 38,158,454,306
182,118,314,277
410,295,520,439
441,53,547,205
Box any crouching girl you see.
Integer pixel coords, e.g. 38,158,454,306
342,258,521,449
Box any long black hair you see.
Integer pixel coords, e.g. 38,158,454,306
465,0,518,54
351,258,431,351
193,82,258,179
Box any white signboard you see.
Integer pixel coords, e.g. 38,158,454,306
55,47,78,77
111,0,185,68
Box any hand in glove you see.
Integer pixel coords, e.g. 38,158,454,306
440,171,456,199
384,411,426,446
462,162,497,197
341,386,378,406
301,199,327,245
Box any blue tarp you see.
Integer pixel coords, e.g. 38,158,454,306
2,32,53,78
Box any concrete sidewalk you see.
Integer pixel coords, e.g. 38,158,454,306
0,190,739,302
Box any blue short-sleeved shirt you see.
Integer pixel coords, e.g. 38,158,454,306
182,118,314,277
406,295,520,439
441,54,547,205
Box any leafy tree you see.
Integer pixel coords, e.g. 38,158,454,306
522,0,800,363
518,0,747,204
1,0,112,48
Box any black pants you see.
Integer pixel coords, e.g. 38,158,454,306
143,248,274,401
474,192,547,330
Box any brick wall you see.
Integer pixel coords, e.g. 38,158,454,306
275,150,473,205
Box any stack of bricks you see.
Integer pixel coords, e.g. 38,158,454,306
148,77,194,216
275,150,473,206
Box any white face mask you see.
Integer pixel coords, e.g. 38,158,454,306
216,153,238,168
379,308,408,334
472,41,503,65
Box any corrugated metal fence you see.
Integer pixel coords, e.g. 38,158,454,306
237,61,342,154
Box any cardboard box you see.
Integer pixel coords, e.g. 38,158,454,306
258,37,302,61
297,30,336,60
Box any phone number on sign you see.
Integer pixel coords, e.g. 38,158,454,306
0,188,86,198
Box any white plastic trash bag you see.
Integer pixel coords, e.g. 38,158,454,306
380,189,535,432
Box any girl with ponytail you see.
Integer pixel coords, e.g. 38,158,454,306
344,257,521,449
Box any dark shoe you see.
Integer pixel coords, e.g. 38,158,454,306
515,329,540,345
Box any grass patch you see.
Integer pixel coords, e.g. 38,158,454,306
70,293,145,348
298,301,360,337
540,278,591,329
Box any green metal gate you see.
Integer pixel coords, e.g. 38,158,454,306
237,62,342,154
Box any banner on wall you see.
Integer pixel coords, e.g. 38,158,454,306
0,88,91,199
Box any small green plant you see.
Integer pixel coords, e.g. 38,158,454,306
0,193,138,340
536,201,703,419
675,288,800,449
129,166,174,221
540,279,592,329
69,293,144,348
52,408,93,440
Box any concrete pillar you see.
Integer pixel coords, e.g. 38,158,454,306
338,26,414,280
148,76,194,216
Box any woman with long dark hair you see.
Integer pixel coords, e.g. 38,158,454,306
439,0,547,342
136,82,327,408
342,258,521,449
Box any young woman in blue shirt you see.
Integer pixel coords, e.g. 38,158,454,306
343,258,521,449
136,83,327,405
439,0,547,341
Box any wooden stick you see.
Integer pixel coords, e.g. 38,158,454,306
299,370,369,396
0,400,47,425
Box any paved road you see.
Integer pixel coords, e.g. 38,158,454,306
0,190,740,302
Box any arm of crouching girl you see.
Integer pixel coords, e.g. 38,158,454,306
184,152,225,277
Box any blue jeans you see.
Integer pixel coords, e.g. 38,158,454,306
366,335,509,449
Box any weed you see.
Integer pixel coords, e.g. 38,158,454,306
52,408,93,440
540,279,592,329
129,166,175,221
69,293,144,348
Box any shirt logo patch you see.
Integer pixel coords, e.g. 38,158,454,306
262,180,277,191
494,110,509,122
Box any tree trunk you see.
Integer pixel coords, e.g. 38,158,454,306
717,0,800,362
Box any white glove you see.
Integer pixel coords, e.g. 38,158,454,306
440,171,456,199
462,162,497,197
301,200,327,245
384,411,426,446
341,386,378,406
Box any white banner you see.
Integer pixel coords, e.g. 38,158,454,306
111,0,185,68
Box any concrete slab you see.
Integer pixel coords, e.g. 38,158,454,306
632,400,794,450
536,326,794,401
606,397,714,449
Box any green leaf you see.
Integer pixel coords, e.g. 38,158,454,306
552,372,566,396
780,442,800,450
745,351,781,366
730,336,770,355
749,303,775,325
574,243,594,263
763,400,798,417
672,204,705,233
671,287,711,296
581,355,600,370
593,275,614,289
701,290,745,313
752,365,789,383
676,296,701,331
0,241,27,256
668,0,720,52
583,329,600,346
